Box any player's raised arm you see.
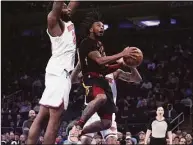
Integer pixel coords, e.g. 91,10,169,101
67,1,79,15
47,1,64,31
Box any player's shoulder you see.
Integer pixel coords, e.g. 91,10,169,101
81,37,93,44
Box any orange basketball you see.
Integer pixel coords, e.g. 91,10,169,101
123,47,143,67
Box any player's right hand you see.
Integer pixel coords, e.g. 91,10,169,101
122,47,138,59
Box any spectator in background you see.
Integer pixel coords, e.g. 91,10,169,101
153,83,161,95
15,114,23,128
8,132,15,144
141,79,152,97
5,114,15,127
138,131,146,144
14,133,20,144
1,135,7,145
125,137,134,145
32,77,43,97
179,137,186,145
176,130,183,138
147,61,156,71
5,132,10,143
141,79,152,90
93,134,103,145
156,94,168,107
165,104,177,120
61,131,67,141
37,136,44,145
19,134,26,145
33,98,40,112
173,136,180,145
185,134,193,145
126,132,137,144
182,131,188,138
180,95,193,116
22,110,36,136
181,96,193,108
117,132,124,145
19,100,32,113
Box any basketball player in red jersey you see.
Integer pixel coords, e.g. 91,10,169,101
70,66,142,144
26,1,79,144
69,11,138,143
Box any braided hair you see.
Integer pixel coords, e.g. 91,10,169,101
79,10,103,39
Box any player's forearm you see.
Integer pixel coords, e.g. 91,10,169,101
102,63,122,75
130,67,142,82
144,130,151,144
167,131,172,144
96,52,124,65
51,1,64,18
71,61,81,83
67,1,79,15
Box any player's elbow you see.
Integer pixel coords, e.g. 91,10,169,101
95,58,105,66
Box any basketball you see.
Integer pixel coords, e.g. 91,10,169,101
123,47,143,67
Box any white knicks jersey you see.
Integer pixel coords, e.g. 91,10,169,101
106,73,117,122
106,73,117,104
46,21,76,76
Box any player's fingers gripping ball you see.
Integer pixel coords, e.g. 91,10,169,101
123,47,143,67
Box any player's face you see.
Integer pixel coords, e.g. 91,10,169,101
156,107,164,116
90,21,104,37
61,3,71,20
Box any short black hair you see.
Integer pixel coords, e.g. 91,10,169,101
80,10,103,38
157,105,164,109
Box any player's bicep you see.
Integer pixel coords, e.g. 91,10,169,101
88,51,102,64
47,2,63,29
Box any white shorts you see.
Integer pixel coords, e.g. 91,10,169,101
83,113,117,140
39,71,71,110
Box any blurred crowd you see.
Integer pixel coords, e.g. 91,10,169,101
1,117,193,145
1,10,193,144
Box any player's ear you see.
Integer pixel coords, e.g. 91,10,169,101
89,27,93,33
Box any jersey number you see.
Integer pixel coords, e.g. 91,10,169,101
72,31,76,44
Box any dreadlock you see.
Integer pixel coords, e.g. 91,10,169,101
79,10,103,40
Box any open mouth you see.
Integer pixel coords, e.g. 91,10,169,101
99,31,104,35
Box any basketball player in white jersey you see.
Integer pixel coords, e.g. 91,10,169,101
27,1,79,144
70,60,142,144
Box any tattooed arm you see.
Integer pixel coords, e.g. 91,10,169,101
88,47,138,66
88,50,124,65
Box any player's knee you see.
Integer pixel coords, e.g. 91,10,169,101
96,94,107,104
48,118,60,131
101,119,112,130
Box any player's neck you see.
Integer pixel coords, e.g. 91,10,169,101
89,33,100,41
